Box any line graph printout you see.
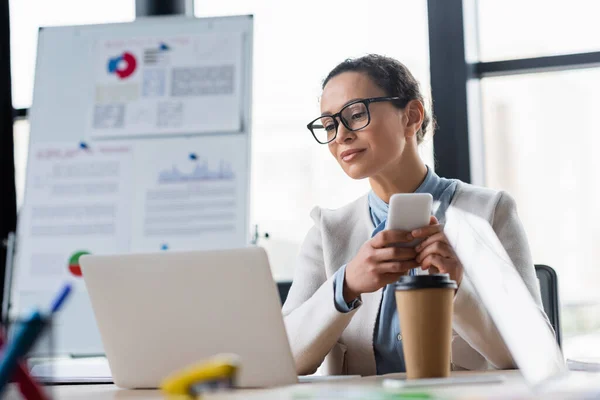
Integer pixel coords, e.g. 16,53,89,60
13,143,134,293
130,135,248,252
89,32,243,139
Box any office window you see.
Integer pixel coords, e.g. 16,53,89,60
195,0,433,280
481,68,600,359
13,120,30,209
9,0,135,109
477,0,600,62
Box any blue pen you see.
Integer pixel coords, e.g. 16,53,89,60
50,284,72,314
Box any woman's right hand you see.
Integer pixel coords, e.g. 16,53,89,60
343,230,419,302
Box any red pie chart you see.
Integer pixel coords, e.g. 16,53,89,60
68,251,90,277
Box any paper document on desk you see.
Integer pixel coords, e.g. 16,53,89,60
567,358,600,372
298,375,361,383
30,357,112,384
444,206,566,386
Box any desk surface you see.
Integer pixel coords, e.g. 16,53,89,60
5,371,600,399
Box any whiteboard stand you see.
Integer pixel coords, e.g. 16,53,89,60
2,232,16,328
251,225,270,246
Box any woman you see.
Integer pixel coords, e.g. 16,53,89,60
282,54,550,376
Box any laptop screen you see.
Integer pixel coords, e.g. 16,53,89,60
445,205,567,386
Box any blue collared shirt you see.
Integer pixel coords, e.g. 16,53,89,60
333,166,458,374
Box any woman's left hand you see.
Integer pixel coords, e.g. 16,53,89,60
412,216,463,286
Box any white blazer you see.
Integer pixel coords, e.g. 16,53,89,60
282,182,551,376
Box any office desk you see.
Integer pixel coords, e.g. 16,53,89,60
4,371,600,399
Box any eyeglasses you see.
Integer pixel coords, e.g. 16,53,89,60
306,96,402,144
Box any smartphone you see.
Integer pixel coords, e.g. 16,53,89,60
385,193,433,247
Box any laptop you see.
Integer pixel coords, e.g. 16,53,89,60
79,247,298,389
440,206,600,394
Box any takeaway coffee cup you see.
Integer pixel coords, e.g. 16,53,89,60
395,274,458,379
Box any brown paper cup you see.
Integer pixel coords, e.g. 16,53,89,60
395,274,457,380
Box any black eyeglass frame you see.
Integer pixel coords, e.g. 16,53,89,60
306,96,403,144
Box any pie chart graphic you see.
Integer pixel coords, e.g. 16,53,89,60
107,52,137,79
68,251,90,277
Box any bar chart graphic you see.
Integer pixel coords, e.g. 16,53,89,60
158,159,235,184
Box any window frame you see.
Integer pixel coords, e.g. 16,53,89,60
1,0,17,318
428,0,600,183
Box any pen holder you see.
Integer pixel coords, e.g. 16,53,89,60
0,315,56,400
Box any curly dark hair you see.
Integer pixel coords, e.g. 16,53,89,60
322,54,433,144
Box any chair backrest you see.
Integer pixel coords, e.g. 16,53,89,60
277,281,292,306
535,264,562,348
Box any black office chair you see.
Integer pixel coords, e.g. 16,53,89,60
535,264,562,348
277,281,292,306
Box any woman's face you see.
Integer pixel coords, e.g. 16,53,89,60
320,71,414,180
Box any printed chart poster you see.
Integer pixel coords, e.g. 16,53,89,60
89,33,243,139
10,142,135,355
13,143,134,293
130,135,248,252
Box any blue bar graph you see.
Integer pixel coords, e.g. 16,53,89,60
158,159,235,184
